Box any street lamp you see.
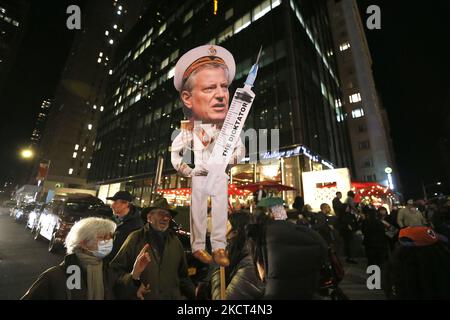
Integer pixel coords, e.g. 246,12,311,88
384,167,394,190
20,148,34,159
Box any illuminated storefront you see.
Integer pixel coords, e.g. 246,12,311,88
231,144,335,206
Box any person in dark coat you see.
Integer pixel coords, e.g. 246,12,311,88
106,191,143,260
110,198,195,300
210,211,264,300
361,208,389,268
293,196,305,213
383,226,450,299
332,192,345,220
340,204,359,264
21,217,149,300
248,198,328,299
312,203,336,246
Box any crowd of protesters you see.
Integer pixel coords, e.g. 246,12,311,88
22,190,450,300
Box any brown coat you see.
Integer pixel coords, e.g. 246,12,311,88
110,224,195,300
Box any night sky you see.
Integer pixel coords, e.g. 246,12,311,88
0,0,77,185
1,1,449,199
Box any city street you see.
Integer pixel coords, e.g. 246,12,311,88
0,208,62,299
0,206,385,300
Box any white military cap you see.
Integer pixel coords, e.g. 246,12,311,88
173,44,236,92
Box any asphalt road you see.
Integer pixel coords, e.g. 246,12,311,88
0,207,63,300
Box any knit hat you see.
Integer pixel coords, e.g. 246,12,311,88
399,226,447,247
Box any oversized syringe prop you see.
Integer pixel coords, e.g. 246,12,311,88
203,47,262,196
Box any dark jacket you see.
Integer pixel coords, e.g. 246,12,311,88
332,197,345,219
21,254,116,300
361,218,388,250
109,205,143,260
110,223,195,300
312,211,335,245
211,246,264,300
263,220,328,299
340,211,358,235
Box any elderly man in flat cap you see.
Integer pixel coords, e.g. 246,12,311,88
171,45,245,267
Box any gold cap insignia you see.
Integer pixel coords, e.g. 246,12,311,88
208,46,217,56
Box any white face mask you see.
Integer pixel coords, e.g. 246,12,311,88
90,239,113,258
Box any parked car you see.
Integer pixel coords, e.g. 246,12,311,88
14,203,37,223
34,194,106,253
26,203,46,232
10,204,21,217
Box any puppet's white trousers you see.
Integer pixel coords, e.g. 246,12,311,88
190,175,228,252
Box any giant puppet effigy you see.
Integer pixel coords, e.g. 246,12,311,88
171,45,260,268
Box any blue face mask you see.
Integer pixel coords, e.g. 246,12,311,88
90,239,113,258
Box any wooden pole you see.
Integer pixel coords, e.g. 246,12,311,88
220,266,226,300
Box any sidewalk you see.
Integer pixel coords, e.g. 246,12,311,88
338,257,386,300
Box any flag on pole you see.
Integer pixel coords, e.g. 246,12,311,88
36,162,50,181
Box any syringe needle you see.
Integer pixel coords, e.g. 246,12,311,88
255,46,263,65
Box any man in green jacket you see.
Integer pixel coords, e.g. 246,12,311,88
110,198,195,300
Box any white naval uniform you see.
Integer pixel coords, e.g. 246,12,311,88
171,123,245,252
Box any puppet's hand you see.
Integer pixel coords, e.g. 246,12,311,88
178,163,193,177
191,167,208,176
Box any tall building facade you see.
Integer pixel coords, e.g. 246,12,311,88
89,0,353,206
0,0,28,94
328,0,399,189
30,99,51,146
39,0,146,190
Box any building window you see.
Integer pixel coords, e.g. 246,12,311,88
182,25,191,38
87,163,91,169
339,42,351,51
88,124,93,130
234,13,251,34
170,49,179,62
365,174,376,182
82,146,87,152
217,26,233,43
349,93,361,103
74,144,79,150
358,140,370,150
225,8,233,20
168,66,175,79
100,106,104,112
105,30,109,36
109,39,114,45
68,168,74,175
253,0,271,21
161,57,169,70
158,23,166,35
183,10,193,23
73,152,77,158
351,108,364,118
361,158,373,168
358,124,367,132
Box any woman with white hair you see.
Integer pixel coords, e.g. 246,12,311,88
22,217,150,300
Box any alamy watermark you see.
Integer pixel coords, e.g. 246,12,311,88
66,265,81,290
366,5,381,30
66,5,81,30
366,265,381,290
